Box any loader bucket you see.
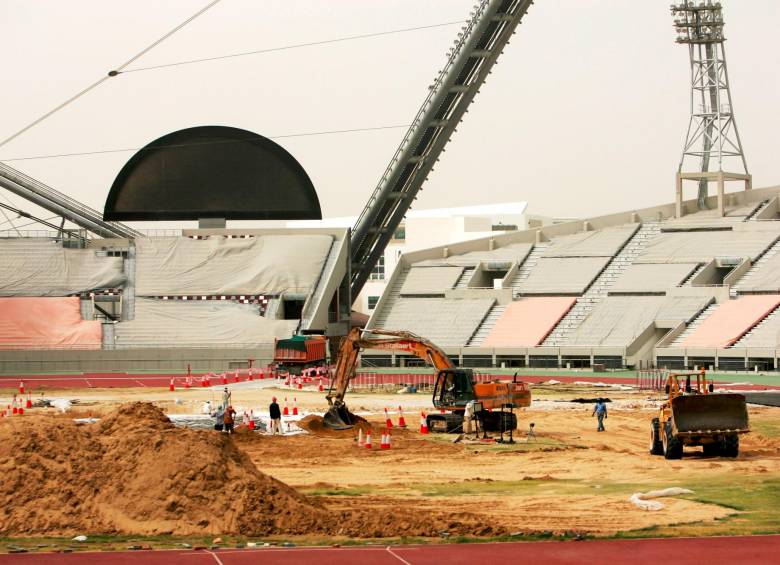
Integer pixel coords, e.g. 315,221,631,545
671,393,749,435
323,405,356,430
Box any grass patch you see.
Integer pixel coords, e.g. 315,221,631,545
753,419,780,438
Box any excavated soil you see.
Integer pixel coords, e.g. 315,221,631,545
0,403,501,538
297,414,372,437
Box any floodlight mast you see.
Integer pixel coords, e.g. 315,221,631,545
671,1,750,216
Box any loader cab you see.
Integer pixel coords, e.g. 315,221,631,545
432,369,476,409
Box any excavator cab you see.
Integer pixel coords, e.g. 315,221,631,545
432,369,476,409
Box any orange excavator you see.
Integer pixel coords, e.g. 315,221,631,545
323,328,531,432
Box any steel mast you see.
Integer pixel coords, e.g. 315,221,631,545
349,0,535,299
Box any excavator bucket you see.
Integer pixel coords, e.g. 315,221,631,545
671,393,749,435
323,405,356,430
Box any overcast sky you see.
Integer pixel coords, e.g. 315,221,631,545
1,0,779,231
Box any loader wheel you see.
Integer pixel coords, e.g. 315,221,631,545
649,418,664,455
663,422,683,460
721,435,739,458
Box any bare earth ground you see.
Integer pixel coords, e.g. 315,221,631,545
1,381,779,548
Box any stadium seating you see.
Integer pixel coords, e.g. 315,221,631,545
482,297,576,347
676,295,780,348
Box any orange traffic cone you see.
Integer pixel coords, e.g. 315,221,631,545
25,393,32,409
18,381,24,394
249,410,255,430
420,411,429,434
380,431,388,449
292,397,299,416
297,379,303,390
385,429,392,450
248,371,254,381
185,377,191,389
234,372,240,383
357,428,364,446
222,373,228,385
17,403,24,416
169,378,175,392
318,378,324,392
384,408,393,429
283,397,289,416
12,399,18,415
364,430,372,449
397,406,407,428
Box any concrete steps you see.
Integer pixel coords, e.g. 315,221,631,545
730,237,780,297
467,303,506,346
509,242,550,295
668,303,718,346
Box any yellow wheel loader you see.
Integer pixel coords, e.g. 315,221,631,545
650,370,749,460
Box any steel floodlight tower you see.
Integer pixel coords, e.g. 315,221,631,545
671,0,750,217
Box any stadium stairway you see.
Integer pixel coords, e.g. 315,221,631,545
541,222,662,346
680,263,707,286
730,237,780,297
467,303,506,346
454,267,475,289
668,303,719,347
509,242,550,295
370,267,411,329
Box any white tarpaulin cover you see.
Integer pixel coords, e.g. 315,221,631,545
135,235,333,296
543,225,638,258
0,239,125,296
114,299,297,347
567,295,711,346
400,266,463,295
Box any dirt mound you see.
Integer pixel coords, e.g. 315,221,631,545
298,414,371,437
0,403,499,538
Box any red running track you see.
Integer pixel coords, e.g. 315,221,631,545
0,372,776,391
0,535,778,564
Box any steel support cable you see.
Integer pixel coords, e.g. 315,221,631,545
0,0,222,150
0,124,411,162
118,20,466,74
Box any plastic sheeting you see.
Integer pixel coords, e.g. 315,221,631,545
375,297,495,347
567,295,711,347
415,243,533,267
0,297,101,349
637,229,777,263
114,299,297,348
400,266,463,295
542,225,638,258
0,239,125,296
680,295,780,348
611,263,699,294
516,257,610,295
482,297,576,347
134,235,333,296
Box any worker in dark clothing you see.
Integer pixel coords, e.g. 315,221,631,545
223,405,236,434
592,399,607,432
269,396,282,435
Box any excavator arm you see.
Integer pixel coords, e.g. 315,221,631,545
323,328,454,429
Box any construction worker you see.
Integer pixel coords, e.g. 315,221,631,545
463,399,477,435
224,405,236,434
269,396,282,435
213,405,224,432
201,400,211,415
592,399,608,432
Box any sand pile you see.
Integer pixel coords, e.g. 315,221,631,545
0,403,500,538
297,414,371,437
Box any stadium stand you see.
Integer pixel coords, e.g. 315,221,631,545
0,297,101,349
400,266,463,296
480,297,576,347
515,257,610,295
367,185,780,371
378,297,495,347
0,239,125,296
610,263,700,294
674,295,780,348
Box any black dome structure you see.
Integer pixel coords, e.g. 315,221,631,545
104,126,321,221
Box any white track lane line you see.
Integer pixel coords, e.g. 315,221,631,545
205,550,225,565
386,545,413,565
